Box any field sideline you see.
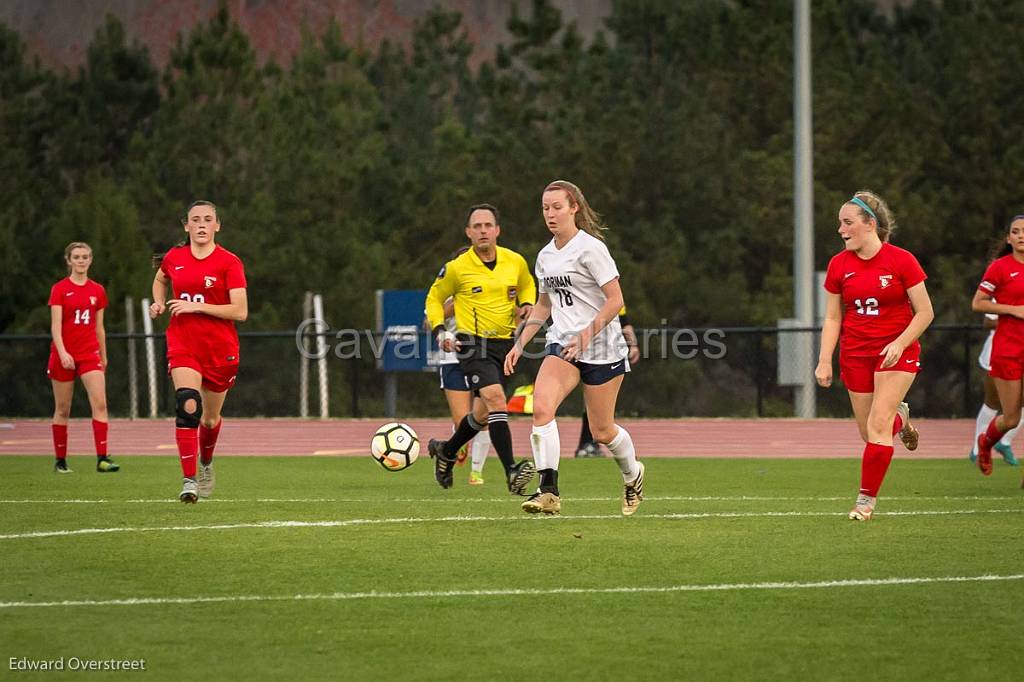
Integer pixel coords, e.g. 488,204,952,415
1,452,1022,680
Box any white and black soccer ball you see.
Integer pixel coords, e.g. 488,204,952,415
370,422,420,471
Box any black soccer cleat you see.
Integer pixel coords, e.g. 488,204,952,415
428,439,456,489
507,460,536,496
96,456,120,472
54,459,72,474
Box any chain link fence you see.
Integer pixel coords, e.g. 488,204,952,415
0,324,989,419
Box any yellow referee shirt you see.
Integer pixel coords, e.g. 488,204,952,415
426,246,537,339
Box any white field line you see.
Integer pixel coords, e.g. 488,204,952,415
0,495,1020,505
1,573,1022,610
2,508,1023,541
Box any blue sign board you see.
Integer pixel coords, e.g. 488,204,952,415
376,289,439,372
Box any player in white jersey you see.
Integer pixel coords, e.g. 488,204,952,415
504,180,645,516
968,312,1020,465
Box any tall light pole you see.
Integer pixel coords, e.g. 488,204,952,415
794,0,816,417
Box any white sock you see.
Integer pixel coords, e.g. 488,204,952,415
1000,411,1023,446
606,425,639,482
470,430,490,473
530,420,560,472
974,404,997,454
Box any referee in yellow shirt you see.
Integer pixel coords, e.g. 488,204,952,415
425,203,537,494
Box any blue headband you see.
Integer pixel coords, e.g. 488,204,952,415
849,196,877,221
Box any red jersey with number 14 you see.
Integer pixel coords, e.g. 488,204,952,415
160,244,246,366
48,278,108,356
824,243,926,357
978,254,1024,359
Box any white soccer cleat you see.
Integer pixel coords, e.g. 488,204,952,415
848,493,875,521
197,463,215,498
179,478,198,504
896,402,919,451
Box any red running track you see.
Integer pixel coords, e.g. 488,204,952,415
0,417,986,459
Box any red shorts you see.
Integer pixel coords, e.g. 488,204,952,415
168,352,239,393
839,342,921,393
46,348,104,382
989,355,1024,381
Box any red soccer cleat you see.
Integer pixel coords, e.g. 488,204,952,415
976,433,994,476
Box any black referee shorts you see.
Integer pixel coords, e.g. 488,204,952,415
455,334,514,391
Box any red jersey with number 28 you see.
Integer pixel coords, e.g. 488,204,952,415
160,244,247,366
48,278,108,356
824,243,926,357
978,254,1024,359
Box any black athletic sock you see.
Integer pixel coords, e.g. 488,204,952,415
488,412,515,472
578,411,593,450
539,468,559,495
444,413,484,458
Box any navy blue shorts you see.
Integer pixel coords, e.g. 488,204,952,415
439,363,470,391
545,344,627,386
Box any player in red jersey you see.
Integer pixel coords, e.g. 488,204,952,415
971,214,1024,485
816,191,934,521
47,242,120,473
150,201,247,503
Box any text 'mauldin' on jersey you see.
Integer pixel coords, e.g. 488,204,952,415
536,230,627,365
425,246,536,340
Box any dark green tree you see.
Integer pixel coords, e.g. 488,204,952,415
0,23,59,330
46,14,159,194
126,3,264,250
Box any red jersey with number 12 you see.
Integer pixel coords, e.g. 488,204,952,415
824,243,926,357
160,244,246,366
48,278,107,356
978,254,1024,359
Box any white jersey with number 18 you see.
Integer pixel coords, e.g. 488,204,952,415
535,230,626,365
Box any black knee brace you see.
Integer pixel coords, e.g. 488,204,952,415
175,388,202,429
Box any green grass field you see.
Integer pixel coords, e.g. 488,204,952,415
1,455,1022,680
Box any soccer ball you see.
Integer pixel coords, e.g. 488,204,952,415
370,422,419,471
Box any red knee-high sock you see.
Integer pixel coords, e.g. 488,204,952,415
860,442,895,497
199,419,222,465
983,418,1006,447
92,419,108,457
891,413,903,436
176,427,198,478
52,424,68,460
